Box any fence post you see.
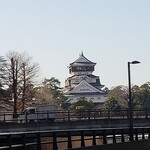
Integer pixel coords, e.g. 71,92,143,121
113,129,116,143
99,110,101,117
127,109,129,119
135,128,138,140
81,131,85,147
8,134,12,150
145,108,148,119
121,129,125,142
4,113,5,123
122,109,124,119
148,128,150,139
25,114,27,123
92,130,96,146
37,132,42,150
68,110,70,122
108,109,110,119
53,132,58,150
103,130,107,144
88,110,90,120
142,128,145,140
21,133,26,150
67,131,72,149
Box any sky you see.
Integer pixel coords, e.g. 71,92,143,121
0,0,150,89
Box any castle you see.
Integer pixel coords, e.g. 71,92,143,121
64,52,107,105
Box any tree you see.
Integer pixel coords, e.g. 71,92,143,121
0,56,14,111
42,77,60,99
131,85,141,109
105,97,121,110
72,97,95,110
0,56,9,102
60,98,71,110
5,51,39,114
105,83,150,110
40,77,68,108
139,82,150,108
71,97,95,118
132,82,150,109
33,78,54,104
0,56,7,85
18,54,39,111
105,85,128,109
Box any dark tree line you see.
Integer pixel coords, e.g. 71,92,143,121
105,83,150,110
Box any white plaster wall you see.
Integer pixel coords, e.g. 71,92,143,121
68,95,107,104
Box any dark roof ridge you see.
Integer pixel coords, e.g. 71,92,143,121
70,52,96,65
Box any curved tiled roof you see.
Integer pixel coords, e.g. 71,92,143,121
70,52,96,66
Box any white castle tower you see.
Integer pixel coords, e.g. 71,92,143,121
64,52,107,104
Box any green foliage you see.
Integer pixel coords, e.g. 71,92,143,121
43,77,60,89
132,82,150,109
72,97,95,110
0,56,7,87
132,85,141,108
60,98,71,110
106,83,150,110
105,97,121,110
43,77,70,108
71,97,95,118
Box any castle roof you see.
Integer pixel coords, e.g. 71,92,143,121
67,74,99,80
69,52,96,67
65,79,105,95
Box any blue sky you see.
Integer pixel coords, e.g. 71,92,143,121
0,0,150,88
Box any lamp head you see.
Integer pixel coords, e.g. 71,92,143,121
130,61,140,64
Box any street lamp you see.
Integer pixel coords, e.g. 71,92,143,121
128,61,140,141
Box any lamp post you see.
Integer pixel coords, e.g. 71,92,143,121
128,61,140,141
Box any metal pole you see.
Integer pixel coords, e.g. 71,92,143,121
128,62,133,141
128,61,140,141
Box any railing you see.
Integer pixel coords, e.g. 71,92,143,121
0,127,150,150
0,108,150,123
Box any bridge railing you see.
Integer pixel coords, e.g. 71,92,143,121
0,127,150,150
0,108,149,123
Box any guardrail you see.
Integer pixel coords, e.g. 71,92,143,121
0,127,150,150
0,108,150,123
